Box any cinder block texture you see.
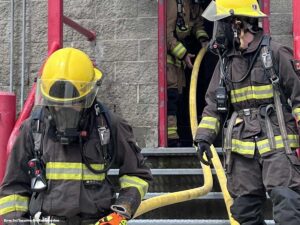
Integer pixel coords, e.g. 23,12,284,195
0,0,294,148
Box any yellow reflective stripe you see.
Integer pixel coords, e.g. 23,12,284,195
198,116,220,134
167,54,182,67
119,175,149,200
46,162,105,181
231,139,255,155
0,195,29,215
293,108,300,121
231,85,273,103
171,42,187,59
168,126,177,135
195,30,208,40
257,135,300,154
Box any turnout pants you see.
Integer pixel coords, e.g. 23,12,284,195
227,149,300,225
167,63,185,142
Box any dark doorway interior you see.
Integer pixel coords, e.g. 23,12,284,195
177,1,219,147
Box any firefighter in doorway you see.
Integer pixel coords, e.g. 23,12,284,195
167,0,209,147
0,48,152,225
194,0,300,224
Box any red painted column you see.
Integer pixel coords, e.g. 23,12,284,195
293,0,300,158
261,0,270,34
0,93,16,185
63,16,96,41
293,0,300,61
158,0,167,147
48,0,63,52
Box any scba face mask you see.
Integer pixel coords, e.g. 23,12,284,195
49,107,83,145
210,19,234,54
210,17,259,53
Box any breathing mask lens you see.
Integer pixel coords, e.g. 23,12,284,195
49,107,82,142
209,20,233,54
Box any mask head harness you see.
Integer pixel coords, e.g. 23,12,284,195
209,15,259,54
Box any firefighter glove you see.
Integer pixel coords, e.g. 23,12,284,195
199,37,209,48
95,212,127,225
183,53,195,69
195,140,213,166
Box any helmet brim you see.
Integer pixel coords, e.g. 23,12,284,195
202,1,267,22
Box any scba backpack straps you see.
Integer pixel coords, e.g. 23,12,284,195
28,106,47,192
260,35,292,154
176,0,188,31
80,101,116,175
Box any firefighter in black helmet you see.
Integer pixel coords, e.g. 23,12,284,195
194,0,300,224
0,48,152,225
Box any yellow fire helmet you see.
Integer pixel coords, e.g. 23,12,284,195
202,0,267,22
36,47,103,108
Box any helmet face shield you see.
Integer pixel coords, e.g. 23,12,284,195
202,1,232,22
35,78,99,108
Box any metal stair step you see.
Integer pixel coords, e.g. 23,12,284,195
141,147,223,156
108,168,216,176
128,219,275,225
144,192,223,199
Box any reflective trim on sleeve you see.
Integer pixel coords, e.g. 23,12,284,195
198,116,220,134
171,42,187,59
0,194,29,215
167,54,182,67
231,139,255,156
293,108,300,121
119,175,149,200
257,135,300,155
195,30,209,40
46,162,105,181
167,127,177,135
230,85,273,103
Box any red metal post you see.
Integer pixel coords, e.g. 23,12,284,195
293,0,300,61
293,0,300,158
0,93,16,184
158,0,167,147
48,0,63,52
261,0,270,34
63,16,96,41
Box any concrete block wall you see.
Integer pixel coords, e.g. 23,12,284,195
0,0,294,148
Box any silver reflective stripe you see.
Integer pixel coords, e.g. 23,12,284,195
119,175,149,199
258,135,299,155
231,85,273,103
231,139,255,156
0,195,29,215
46,162,105,181
198,117,220,134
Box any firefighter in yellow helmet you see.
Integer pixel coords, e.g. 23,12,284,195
167,0,209,146
194,0,300,224
0,48,152,225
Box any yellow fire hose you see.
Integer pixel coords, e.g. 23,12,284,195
189,47,239,225
133,162,212,218
133,48,214,218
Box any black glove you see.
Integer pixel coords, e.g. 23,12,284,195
195,140,213,166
